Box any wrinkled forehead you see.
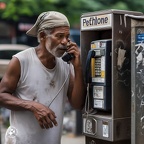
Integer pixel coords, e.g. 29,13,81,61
48,27,70,37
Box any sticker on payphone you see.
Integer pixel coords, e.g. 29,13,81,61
94,99,104,108
137,33,144,44
93,86,104,99
102,121,109,138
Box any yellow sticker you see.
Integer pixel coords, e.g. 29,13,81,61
101,71,105,78
91,44,96,49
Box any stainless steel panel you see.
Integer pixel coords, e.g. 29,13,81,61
86,136,131,144
131,19,144,144
83,114,113,141
112,14,131,118
83,114,130,141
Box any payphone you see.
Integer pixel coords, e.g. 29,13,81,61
85,39,112,111
81,9,144,144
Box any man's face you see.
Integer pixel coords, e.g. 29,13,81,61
45,26,70,57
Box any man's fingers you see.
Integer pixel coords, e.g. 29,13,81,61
33,104,58,129
51,111,57,118
45,116,53,128
39,114,58,129
49,113,58,126
39,120,45,129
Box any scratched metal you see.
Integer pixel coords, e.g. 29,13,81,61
131,19,144,144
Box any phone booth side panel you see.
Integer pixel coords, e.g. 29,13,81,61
112,14,131,119
131,18,144,144
112,15,132,141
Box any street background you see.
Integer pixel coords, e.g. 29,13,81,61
0,0,144,144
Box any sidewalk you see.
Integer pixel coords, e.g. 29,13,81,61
61,133,85,144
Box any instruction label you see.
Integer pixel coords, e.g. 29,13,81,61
102,121,109,138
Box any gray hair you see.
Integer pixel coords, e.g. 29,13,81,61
37,28,53,43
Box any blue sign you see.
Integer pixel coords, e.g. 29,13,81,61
137,34,144,44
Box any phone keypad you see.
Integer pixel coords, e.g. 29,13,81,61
95,58,101,77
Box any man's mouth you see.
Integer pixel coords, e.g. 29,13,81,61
58,48,67,51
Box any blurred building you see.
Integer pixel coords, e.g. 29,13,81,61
0,16,38,47
0,16,80,48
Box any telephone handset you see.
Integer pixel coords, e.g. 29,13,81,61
62,52,74,62
85,50,95,84
62,40,75,63
85,39,112,111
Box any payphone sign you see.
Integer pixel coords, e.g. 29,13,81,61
81,14,112,30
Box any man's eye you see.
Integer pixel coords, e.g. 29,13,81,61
57,34,64,39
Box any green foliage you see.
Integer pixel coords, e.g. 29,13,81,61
0,0,61,20
0,0,144,27
110,2,129,10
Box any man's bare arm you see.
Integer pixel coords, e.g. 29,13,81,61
0,57,57,129
67,42,86,110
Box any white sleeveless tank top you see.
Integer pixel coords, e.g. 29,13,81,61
5,48,70,144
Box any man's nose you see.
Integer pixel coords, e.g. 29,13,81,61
61,37,69,45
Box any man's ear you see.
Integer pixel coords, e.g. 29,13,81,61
39,31,46,40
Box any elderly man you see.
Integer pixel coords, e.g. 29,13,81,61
0,11,86,144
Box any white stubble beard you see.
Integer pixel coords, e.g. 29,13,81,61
45,38,66,58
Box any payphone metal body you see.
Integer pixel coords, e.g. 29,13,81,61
81,9,143,144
